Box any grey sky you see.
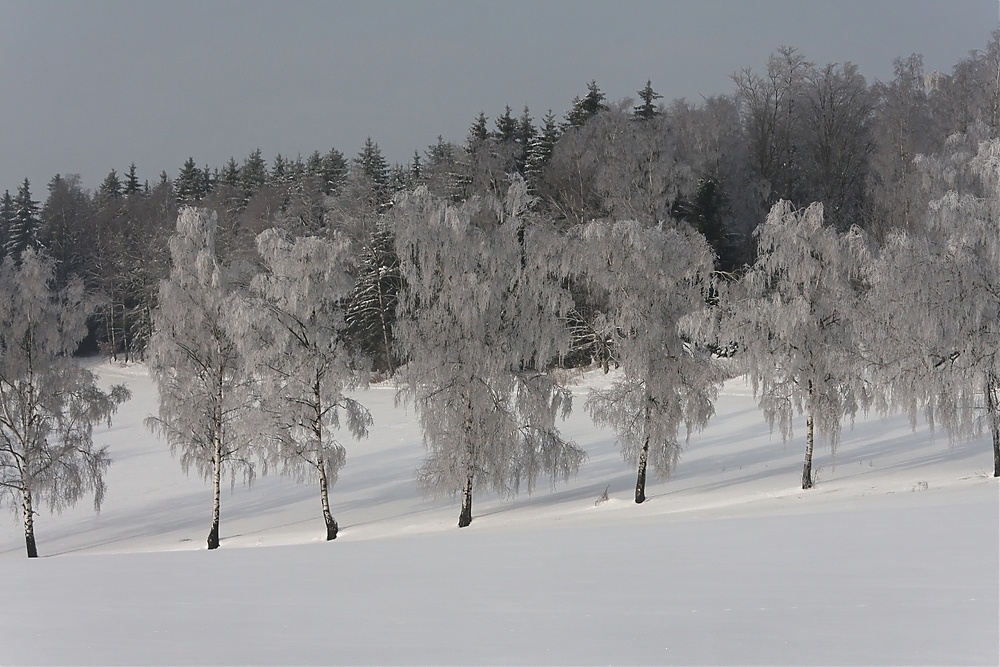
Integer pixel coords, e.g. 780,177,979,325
1,0,996,195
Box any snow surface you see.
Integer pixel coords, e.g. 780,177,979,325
1,360,997,665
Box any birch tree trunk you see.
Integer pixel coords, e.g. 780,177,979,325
985,373,1000,478
802,379,815,490
458,393,475,528
316,454,338,540
313,386,338,540
634,399,652,504
802,412,815,489
22,488,38,558
207,432,222,549
458,462,474,528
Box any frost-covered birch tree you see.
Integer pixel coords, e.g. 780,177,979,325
722,201,869,489
146,207,258,550
867,138,1000,477
571,220,724,503
0,249,129,557
395,179,586,527
231,229,372,540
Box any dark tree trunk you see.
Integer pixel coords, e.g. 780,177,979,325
635,435,650,504
458,467,474,528
207,434,222,550
23,488,38,558
458,392,475,528
635,401,652,504
985,374,1000,478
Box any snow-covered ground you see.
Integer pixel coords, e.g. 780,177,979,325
1,361,996,665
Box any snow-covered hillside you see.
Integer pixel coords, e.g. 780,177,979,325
1,360,996,665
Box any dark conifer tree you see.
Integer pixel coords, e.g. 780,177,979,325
355,138,389,192
409,150,423,184
0,190,14,262
202,165,215,197
124,163,142,197
564,81,608,128
98,169,123,206
468,112,489,146
525,110,560,189
220,158,241,187
242,149,267,194
634,80,663,120
5,179,40,261
270,154,289,186
175,158,204,204
321,148,348,195
494,105,518,143
346,222,401,375
673,177,739,270
40,174,93,286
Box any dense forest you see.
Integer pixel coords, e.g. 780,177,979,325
2,38,999,363
0,38,992,360
4,35,1000,553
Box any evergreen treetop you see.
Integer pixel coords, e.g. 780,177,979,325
634,80,663,120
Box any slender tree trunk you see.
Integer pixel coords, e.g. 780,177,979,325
802,379,816,490
207,432,222,550
458,393,475,528
635,435,650,504
316,455,338,540
635,400,652,504
312,379,339,540
802,414,815,490
22,488,38,558
985,374,1000,478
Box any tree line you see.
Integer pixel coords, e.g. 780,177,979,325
3,35,1000,556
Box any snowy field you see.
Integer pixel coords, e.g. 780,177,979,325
1,360,997,665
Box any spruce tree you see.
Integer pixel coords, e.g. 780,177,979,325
6,179,39,262
175,158,203,204
124,163,142,197
494,105,518,143
409,150,423,185
354,138,390,206
468,112,489,146
242,149,267,195
564,81,607,128
270,154,289,186
98,169,123,205
525,111,560,189
220,158,241,188
516,105,536,170
345,221,400,375
0,190,13,262
634,80,663,120
321,148,348,195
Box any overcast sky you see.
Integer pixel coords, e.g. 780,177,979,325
1,0,997,195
